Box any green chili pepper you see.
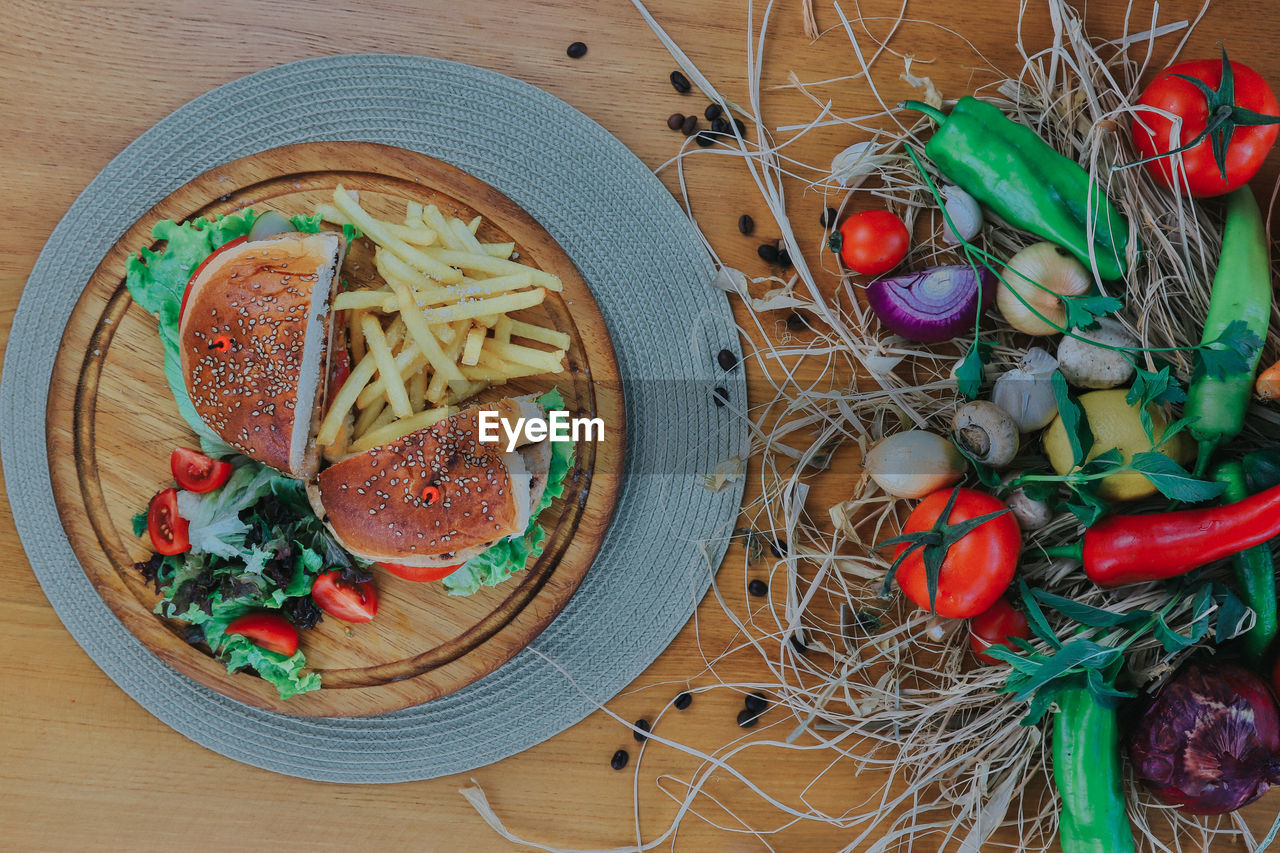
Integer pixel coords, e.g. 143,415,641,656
1244,448,1280,494
1053,686,1135,853
1186,186,1270,476
1214,459,1278,667
903,97,1133,280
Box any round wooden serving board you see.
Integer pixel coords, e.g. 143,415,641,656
45,141,624,717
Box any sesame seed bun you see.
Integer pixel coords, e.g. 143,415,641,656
311,404,553,565
179,231,344,479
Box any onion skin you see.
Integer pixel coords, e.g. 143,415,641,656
866,265,995,343
1129,661,1280,814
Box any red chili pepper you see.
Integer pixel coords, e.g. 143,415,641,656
1050,483,1280,587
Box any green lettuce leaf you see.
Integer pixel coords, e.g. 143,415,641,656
175,462,287,559
443,389,575,596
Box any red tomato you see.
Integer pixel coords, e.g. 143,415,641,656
170,447,232,493
225,612,299,656
1133,56,1280,197
969,598,1031,665
178,235,247,322
835,209,910,276
325,329,352,409
378,561,462,582
147,488,190,555
311,571,378,623
894,488,1021,618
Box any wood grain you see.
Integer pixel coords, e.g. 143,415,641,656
44,141,623,716
4,0,1280,850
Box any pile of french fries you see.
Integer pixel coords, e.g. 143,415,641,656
315,185,570,458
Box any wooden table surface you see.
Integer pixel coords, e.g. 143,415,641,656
4,1,1279,851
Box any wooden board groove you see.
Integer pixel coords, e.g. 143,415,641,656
45,141,624,716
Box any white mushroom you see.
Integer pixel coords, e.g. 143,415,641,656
1057,318,1138,389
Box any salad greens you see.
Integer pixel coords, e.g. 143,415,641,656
443,388,575,595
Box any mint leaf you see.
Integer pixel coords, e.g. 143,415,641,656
1129,451,1226,501
131,509,148,538
1127,366,1188,443
1193,319,1264,382
1052,370,1093,466
1064,483,1108,527
1061,293,1123,331
955,340,992,400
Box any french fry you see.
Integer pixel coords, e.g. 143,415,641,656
383,275,468,391
459,358,552,382
379,249,535,304
483,339,566,373
349,309,367,363
316,203,438,246
361,314,413,418
356,343,426,409
353,396,386,438
422,247,561,290
349,407,455,453
473,314,499,328
507,319,571,350
480,242,516,258
467,215,482,235
333,186,461,283
422,205,466,251
449,218,486,255
318,351,380,446
408,365,429,411
406,201,424,222
444,380,490,405
494,316,513,345
461,325,486,366
334,289,396,312
368,403,399,434
426,319,473,404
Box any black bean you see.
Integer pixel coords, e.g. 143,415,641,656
717,348,738,370
757,243,779,263
737,709,760,728
681,115,698,136
789,632,808,653
667,113,686,131
610,749,629,770
695,130,716,147
737,214,754,235
670,70,692,93
713,386,728,407
820,206,837,227
785,311,806,331
777,249,792,268
734,118,747,136
768,537,787,558
711,117,731,135
748,578,767,597
633,719,651,742
567,42,588,59
744,692,769,714
674,691,693,710
704,103,723,121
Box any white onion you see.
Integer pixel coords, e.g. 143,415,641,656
996,242,1092,335
864,430,967,499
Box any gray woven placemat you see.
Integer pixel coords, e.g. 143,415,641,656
1,54,746,782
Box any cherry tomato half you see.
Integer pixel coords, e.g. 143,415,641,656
311,571,378,623
836,209,910,276
170,447,232,493
969,598,1031,665
178,235,247,323
224,612,299,656
894,488,1021,619
378,561,462,583
1133,57,1280,197
147,488,190,555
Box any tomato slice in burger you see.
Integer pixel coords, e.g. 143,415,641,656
378,561,462,583
311,571,378,623
170,447,232,493
224,612,299,656
147,488,190,555
178,235,247,323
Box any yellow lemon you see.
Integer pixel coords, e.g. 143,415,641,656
1043,388,1192,501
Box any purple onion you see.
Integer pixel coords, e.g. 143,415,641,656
865,264,995,343
1129,661,1280,815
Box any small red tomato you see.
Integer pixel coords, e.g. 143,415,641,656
311,571,378,623
969,598,1031,665
1133,55,1280,197
225,612,299,656
178,236,247,322
170,447,232,493
147,488,190,555
835,209,910,276
378,561,462,582
894,488,1021,619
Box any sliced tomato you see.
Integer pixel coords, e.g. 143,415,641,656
325,325,352,409
311,571,378,623
178,235,247,323
378,561,462,582
968,598,1031,665
224,612,299,656
147,488,190,555
170,447,232,493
